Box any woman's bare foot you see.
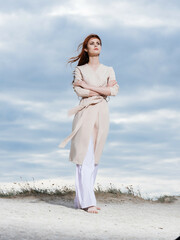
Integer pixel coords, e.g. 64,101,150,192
82,206,98,213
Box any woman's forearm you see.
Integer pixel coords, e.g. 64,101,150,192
89,90,105,97
73,80,115,96
85,84,111,96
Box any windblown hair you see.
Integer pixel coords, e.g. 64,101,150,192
68,34,102,85
68,33,102,67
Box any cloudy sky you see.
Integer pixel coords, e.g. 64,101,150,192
0,0,180,198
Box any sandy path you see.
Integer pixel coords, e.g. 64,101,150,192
0,196,179,240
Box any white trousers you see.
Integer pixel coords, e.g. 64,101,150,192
74,134,99,209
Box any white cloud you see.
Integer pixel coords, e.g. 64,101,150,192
110,109,180,126
16,150,69,166
109,141,167,150
47,0,180,29
160,157,180,164
0,92,74,126
109,85,179,108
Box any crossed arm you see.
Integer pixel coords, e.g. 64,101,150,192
73,80,118,97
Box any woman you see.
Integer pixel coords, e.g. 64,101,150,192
59,34,119,214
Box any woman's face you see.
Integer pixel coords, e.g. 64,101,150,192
85,38,101,56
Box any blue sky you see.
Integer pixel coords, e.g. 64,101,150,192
0,0,180,197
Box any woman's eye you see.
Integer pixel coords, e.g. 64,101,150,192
90,42,100,45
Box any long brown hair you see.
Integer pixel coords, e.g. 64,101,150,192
68,33,102,67
68,34,102,86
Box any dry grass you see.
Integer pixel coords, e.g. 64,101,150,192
0,178,179,204
154,195,178,203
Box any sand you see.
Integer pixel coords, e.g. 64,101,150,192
0,194,180,240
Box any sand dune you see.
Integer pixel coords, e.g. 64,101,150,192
0,194,180,240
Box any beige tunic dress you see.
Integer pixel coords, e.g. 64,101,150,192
58,63,119,165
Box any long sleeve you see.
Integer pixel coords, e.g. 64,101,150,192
73,67,90,98
108,67,119,96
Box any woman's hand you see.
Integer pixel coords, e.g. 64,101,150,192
73,80,88,89
89,90,102,96
107,80,117,87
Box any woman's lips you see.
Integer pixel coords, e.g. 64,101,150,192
94,48,98,50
